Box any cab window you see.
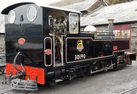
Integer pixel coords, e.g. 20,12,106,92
69,13,79,34
48,9,67,35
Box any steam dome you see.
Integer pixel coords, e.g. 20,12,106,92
84,25,97,33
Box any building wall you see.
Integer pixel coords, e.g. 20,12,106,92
0,35,5,53
96,23,137,53
0,15,5,53
131,23,137,53
80,23,137,53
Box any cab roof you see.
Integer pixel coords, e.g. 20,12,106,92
1,2,81,15
1,2,34,14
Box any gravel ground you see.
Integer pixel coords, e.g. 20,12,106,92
0,61,137,94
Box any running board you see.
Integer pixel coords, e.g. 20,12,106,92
10,79,38,91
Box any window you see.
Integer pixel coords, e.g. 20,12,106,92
121,29,130,38
69,13,79,34
48,9,67,35
27,6,37,21
113,29,130,38
113,30,121,38
8,10,16,24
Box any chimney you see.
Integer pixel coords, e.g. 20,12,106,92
108,19,114,35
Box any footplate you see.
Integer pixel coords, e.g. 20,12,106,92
10,79,38,91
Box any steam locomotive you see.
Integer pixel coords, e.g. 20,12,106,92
1,2,136,90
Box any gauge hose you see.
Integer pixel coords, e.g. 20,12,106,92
13,52,25,75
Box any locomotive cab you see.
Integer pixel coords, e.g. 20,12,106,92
1,2,136,91
43,6,81,67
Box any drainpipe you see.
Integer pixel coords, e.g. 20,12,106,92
108,19,114,35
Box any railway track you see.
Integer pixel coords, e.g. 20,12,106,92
0,88,34,94
119,86,137,94
0,89,13,94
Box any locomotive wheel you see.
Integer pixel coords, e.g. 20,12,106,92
46,80,57,87
112,58,118,70
112,57,126,71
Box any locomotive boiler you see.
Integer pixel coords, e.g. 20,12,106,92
1,2,136,90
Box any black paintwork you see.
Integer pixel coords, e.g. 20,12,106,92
4,3,81,68
1,2,34,14
4,3,130,67
2,3,131,84
66,37,129,63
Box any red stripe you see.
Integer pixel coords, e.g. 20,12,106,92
6,63,45,85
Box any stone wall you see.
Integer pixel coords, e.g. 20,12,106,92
0,35,5,53
0,15,5,53
96,25,108,32
130,23,137,53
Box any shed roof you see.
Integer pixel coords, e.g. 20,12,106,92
81,1,137,26
41,5,81,13
62,0,98,11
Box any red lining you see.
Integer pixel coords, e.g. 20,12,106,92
44,38,52,66
6,63,45,85
66,38,130,63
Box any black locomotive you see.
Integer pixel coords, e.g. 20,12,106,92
1,2,136,90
